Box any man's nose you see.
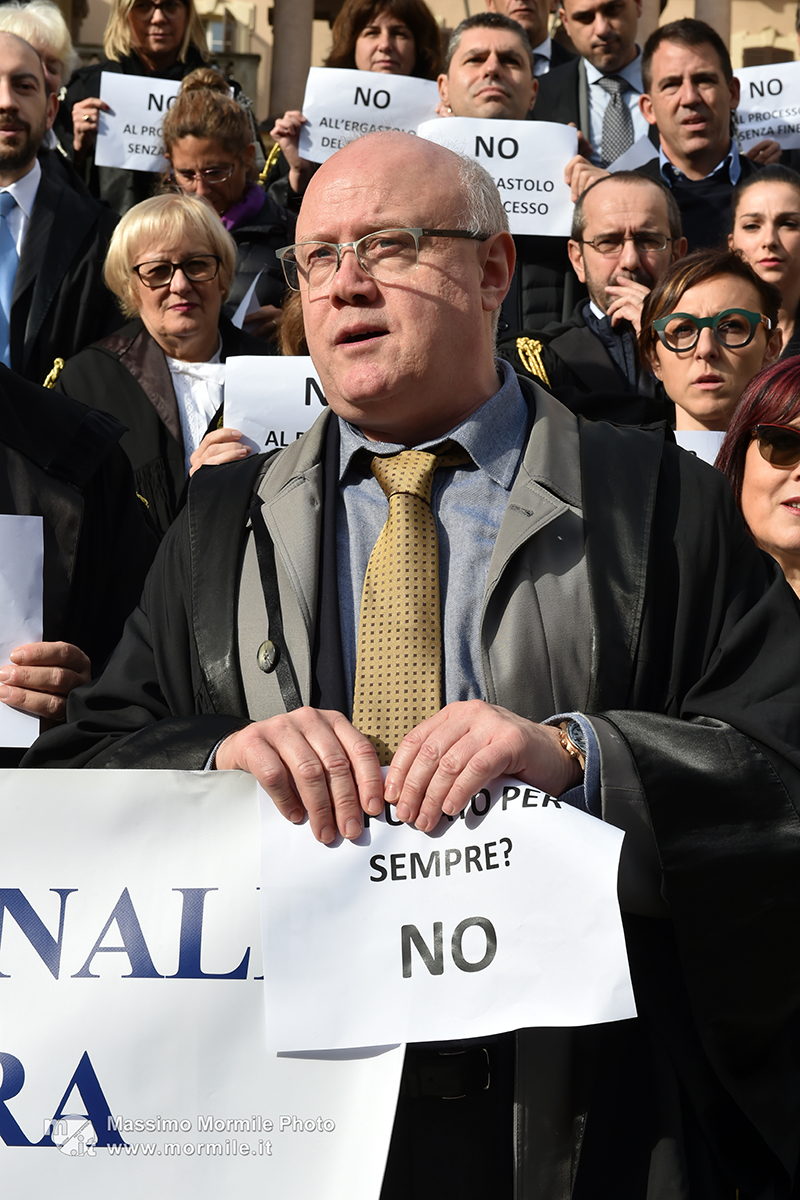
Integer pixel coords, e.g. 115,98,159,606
617,236,641,270
328,244,378,301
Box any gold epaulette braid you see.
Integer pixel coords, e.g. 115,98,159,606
514,337,551,388
259,142,281,185
42,357,65,389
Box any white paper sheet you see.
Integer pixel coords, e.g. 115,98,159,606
735,61,800,151
231,269,265,330
0,515,42,747
417,118,576,237
298,67,439,164
224,355,326,453
95,73,182,171
0,770,403,1198
260,775,636,1051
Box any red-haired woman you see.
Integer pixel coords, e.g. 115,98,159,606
717,356,800,598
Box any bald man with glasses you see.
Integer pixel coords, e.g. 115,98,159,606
29,131,800,1200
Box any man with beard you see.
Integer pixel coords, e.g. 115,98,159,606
0,32,120,384
500,171,686,422
484,0,575,78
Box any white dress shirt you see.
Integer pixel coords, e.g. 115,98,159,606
585,50,649,165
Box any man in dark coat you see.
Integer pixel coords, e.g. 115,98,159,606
0,366,158,765
439,14,584,330
499,170,685,422
532,0,648,165
484,0,575,79
0,33,121,386
26,131,800,1200
636,19,761,251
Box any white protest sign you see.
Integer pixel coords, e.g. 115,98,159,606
95,73,182,171
674,429,725,467
298,67,439,164
0,515,42,747
260,775,635,1051
735,61,800,150
417,118,576,237
231,269,265,330
224,356,326,453
0,770,403,1198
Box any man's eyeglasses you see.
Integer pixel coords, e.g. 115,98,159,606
751,424,800,469
132,254,221,289
131,0,186,18
171,163,237,187
581,232,672,256
653,309,772,353
276,227,488,292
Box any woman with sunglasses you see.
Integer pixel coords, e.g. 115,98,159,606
639,249,782,432
717,359,800,598
162,68,294,344
50,194,268,536
729,165,800,361
55,0,218,216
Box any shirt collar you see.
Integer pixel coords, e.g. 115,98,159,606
658,138,741,184
2,156,41,220
338,358,528,490
585,46,643,91
532,35,552,62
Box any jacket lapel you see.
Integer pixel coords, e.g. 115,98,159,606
13,167,98,374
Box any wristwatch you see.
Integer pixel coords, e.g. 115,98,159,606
558,720,586,773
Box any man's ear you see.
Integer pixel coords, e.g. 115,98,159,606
671,235,688,262
479,230,516,313
729,74,741,110
567,237,586,283
528,76,538,114
45,89,58,132
639,92,657,128
438,73,449,110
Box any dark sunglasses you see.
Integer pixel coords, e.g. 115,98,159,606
751,424,800,468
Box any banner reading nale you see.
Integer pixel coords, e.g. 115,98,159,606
0,771,402,1199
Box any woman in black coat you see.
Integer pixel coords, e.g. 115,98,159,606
53,192,270,536
55,0,212,215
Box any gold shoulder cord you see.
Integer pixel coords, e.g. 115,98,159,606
515,337,550,388
42,357,65,389
259,142,281,186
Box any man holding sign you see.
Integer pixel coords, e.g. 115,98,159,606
31,131,800,1200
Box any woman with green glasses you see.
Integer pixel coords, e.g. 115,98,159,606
717,358,800,599
638,249,782,432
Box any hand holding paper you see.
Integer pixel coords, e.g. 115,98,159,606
383,700,583,832
189,427,251,475
0,640,91,725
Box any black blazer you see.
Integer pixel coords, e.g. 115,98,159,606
10,150,121,385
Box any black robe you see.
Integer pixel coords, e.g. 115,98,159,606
24,388,800,1198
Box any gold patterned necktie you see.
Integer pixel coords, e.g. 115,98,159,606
352,444,469,764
